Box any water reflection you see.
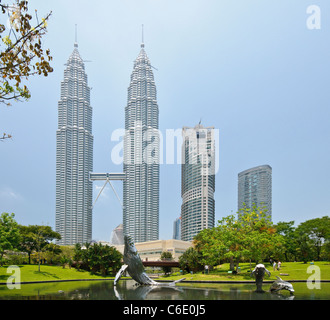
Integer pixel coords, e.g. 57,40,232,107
114,281,294,300
114,281,184,300
0,280,328,300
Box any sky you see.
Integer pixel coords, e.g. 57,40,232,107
1,0,330,242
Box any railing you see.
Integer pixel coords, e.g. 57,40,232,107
142,260,180,267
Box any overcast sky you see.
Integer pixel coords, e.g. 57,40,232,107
1,0,330,242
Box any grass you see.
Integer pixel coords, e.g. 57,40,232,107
0,264,116,284
0,261,329,284
156,261,330,282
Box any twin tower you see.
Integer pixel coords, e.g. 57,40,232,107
55,41,159,245
55,40,217,246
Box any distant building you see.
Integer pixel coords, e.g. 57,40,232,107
114,239,192,262
55,41,93,245
181,124,216,242
237,165,272,220
110,224,124,245
173,218,181,240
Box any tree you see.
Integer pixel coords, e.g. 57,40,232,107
179,247,204,273
295,216,330,261
58,245,74,268
160,251,173,275
0,0,53,105
274,221,297,261
193,205,285,271
17,224,36,264
294,231,314,263
43,242,62,265
0,212,20,265
26,225,61,271
238,205,284,268
194,227,226,267
73,243,84,270
73,242,122,276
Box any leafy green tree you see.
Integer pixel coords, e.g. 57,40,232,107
73,242,92,270
194,225,228,268
43,242,62,265
17,224,36,264
0,212,20,265
73,242,122,276
160,251,173,275
194,205,284,271
238,205,284,268
295,216,330,261
274,221,297,261
321,241,330,261
294,231,314,263
25,225,61,271
179,247,204,273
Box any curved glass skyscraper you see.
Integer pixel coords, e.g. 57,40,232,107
237,165,272,220
55,42,93,245
123,42,160,243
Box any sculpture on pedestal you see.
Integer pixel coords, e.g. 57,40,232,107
114,235,185,286
251,264,271,293
270,276,295,295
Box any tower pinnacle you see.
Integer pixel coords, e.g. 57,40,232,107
141,24,144,48
74,24,78,48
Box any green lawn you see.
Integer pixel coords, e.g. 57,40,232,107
0,261,329,284
0,264,115,283
156,261,330,282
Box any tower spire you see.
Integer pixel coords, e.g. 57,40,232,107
141,24,144,48
74,24,78,47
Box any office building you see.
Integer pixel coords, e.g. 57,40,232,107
173,217,181,240
110,224,124,245
55,42,93,245
181,124,216,241
114,239,192,262
237,165,272,220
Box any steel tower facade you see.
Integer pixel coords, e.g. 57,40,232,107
123,42,160,243
55,43,93,245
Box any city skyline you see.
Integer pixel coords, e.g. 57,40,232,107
1,1,330,242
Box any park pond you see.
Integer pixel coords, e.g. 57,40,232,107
0,280,329,300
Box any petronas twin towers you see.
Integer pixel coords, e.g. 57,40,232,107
56,40,159,245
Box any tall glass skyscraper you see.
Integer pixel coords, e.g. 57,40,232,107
55,42,93,245
237,165,272,220
123,42,159,243
181,124,216,242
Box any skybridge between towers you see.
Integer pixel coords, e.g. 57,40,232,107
89,172,126,209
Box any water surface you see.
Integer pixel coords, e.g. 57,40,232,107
0,280,329,300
